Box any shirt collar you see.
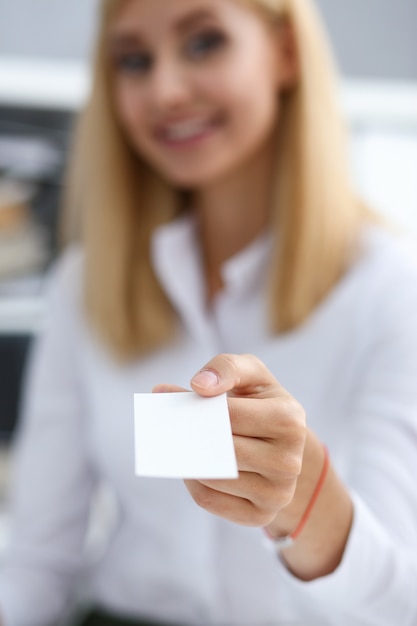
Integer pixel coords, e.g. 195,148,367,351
220,228,274,296
151,213,273,333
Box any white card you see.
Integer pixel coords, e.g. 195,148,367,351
134,392,238,479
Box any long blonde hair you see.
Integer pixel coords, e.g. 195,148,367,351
63,0,366,360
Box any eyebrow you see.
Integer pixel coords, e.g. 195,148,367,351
109,7,218,49
108,32,142,52
173,8,218,33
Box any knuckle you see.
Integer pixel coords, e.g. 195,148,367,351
256,482,280,509
218,353,239,370
253,508,277,528
285,453,303,477
217,353,241,383
277,398,307,445
238,503,265,527
234,438,253,468
268,448,303,481
227,399,239,423
283,395,306,425
242,353,271,382
294,401,307,427
251,472,290,507
257,480,295,513
191,484,214,511
282,482,297,507
241,353,262,368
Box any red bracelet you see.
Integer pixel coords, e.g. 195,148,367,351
264,444,330,550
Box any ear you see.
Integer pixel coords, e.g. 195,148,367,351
273,18,299,91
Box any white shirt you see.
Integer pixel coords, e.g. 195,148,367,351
1,215,417,626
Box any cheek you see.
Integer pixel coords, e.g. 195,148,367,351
114,83,146,140
205,58,279,133
226,80,279,140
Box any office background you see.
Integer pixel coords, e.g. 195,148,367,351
0,0,416,79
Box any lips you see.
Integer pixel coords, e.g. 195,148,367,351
155,116,221,147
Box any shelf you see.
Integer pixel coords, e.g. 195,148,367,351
0,275,46,335
340,79,417,131
0,295,45,334
0,56,90,111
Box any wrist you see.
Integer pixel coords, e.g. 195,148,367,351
264,430,353,581
265,430,327,542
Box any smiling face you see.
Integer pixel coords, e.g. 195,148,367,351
107,0,296,189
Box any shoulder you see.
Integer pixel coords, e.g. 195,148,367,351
317,225,417,339
349,224,417,329
351,225,417,296
42,244,85,320
360,224,417,276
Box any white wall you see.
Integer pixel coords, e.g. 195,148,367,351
316,0,417,80
351,128,417,238
0,0,100,60
0,0,416,79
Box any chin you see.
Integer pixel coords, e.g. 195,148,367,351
158,166,224,190
158,154,244,190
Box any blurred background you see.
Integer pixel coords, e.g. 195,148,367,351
0,0,416,543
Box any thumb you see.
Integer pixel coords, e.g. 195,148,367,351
190,353,282,399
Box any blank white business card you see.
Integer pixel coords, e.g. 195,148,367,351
134,392,238,479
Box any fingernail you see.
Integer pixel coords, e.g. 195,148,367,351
152,386,170,393
191,369,219,389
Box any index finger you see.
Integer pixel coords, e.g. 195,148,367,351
190,353,285,399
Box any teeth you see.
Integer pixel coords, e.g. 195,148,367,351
164,119,209,141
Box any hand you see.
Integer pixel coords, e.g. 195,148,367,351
154,353,306,527
155,353,353,580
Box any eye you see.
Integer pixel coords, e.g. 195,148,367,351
114,51,153,75
185,29,227,60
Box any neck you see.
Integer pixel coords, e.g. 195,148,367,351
194,140,276,299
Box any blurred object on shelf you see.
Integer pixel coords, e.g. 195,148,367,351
0,133,62,181
0,272,46,336
0,179,32,230
0,179,49,278
0,105,73,261
0,224,48,279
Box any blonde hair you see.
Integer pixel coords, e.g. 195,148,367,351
63,0,367,360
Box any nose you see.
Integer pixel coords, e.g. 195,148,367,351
148,57,192,114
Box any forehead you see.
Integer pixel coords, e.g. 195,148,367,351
109,0,253,34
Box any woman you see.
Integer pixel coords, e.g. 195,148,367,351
1,0,417,624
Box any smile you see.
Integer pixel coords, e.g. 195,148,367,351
156,117,220,148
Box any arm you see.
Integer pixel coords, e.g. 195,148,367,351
0,250,96,626
271,266,417,624
156,267,417,624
